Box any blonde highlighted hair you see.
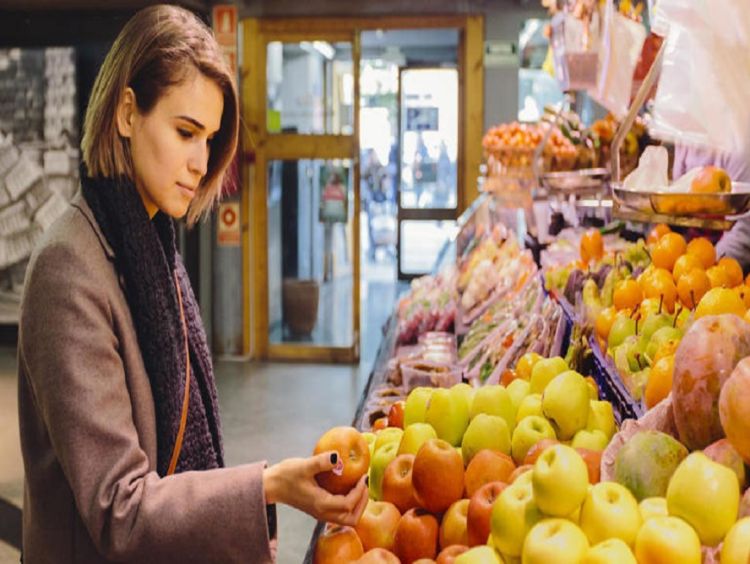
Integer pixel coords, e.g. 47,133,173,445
81,4,238,225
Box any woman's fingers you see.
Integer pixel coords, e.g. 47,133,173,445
311,450,340,474
319,475,369,525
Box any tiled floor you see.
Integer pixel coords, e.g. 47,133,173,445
0,256,399,564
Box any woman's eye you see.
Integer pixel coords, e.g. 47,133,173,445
177,128,193,139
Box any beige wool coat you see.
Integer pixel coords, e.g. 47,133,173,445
17,194,275,563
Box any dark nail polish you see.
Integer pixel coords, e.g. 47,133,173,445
365,476,369,487
330,453,338,464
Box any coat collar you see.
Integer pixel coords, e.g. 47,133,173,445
71,191,116,260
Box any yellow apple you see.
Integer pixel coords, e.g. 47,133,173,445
374,428,404,453
506,378,530,418
583,538,636,564
571,429,609,452
369,442,399,501
515,393,543,424
532,445,588,517
529,356,569,393
404,387,433,426
522,518,589,564
586,400,616,439
425,388,470,447
720,517,750,564
580,482,642,547
634,516,701,564
461,413,512,465
362,432,377,457
510,415,556,465
489,481,541,557
452,382,476,413
439,498,470,549
397,422,437,456
542,371,591,440
638,497,668,522
470,384,515,431
454,545,503,564
666,452,740,546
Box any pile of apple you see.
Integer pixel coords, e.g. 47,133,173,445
596,225,750,408
312,354,619,563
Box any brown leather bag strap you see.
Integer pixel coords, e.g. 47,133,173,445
167,271,191,476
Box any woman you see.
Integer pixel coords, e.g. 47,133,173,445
17,5,367,563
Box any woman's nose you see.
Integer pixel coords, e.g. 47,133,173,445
188,142,209,177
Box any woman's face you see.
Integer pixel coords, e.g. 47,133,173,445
117,70,224,219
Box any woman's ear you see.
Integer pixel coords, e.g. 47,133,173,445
116,87,137,138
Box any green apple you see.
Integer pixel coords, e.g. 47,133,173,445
641,312,672,342
522,518,589,564
666,452,740,546
404,386,433,427
515,393,543,424
645,326,682,364
529,356,569,393
506,378,530,420
461,413,511,465
489,481,542,557
532,445,588,517
397,422,437,456
634,516,701,564
469,384,515,431
580,482,642,547
720,517,750,564
425,387,469,447
452,382,476,413
374,427,403,452
638,497,668,522
571,429,609,452
362,432,376,457
583,538,636,564
511,415,556,465
542,371,590,440
608,314,636,350
368,441,398,501
586,400,616,440
454,545,503,564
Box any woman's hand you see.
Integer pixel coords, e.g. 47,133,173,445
263,452,369,526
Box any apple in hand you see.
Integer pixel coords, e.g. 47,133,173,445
461,414,511,465
469,385,515,431
314,426,370,495
571,429,609,452
464,449,515,497
666,451,740,546
404,387,434,426
583,538,636,564
412,438,465,514
398,422,438,456
425,388,470,447
542,371,590,440
314,523,365,564
511,415,556,465
355,500,401,552
532,445,588,517
454,545,502,563
394,508,439,563
638,497,668,522
634,516,701,564
489,481,541,557
467,481,507,547
382,454,419,513
522,518,589,564
369,442,399,501
720,517,750,564
440,499,470,550
529,356,569,393
580,482,642,547
586,400,616,440
355,548,401,564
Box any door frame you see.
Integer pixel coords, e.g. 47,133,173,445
240,15,484,361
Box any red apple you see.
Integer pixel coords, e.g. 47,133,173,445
509,464,533,483
522,438,560,466
412,439,465,514
436,544,470,564
388,401,406,429
575,448,602,484
464,449,515,498
467,481,507,547
394,508,439,563
439,499,470,549
704,438,748,490
355,548,401,564
314,426,370,495
314,523,364,564
382,454,420,513
355,500,401,552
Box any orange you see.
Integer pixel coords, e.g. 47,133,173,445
677,269,711,309
647,224,672,245
671,254,703,283
686,237,716,269
717,256,744,288
707,265,731,288
580,229,604,264
695,287,747,319
613,279,643,311
645,355,675,409
643,269,677,313
650,233,687,272
595,306,618,341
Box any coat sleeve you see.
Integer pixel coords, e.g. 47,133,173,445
19,239,275,563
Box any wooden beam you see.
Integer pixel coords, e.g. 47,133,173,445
462,14,484,211
263,134,355,160
268,343,358,363
258,15,469,33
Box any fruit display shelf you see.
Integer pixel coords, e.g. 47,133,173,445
588,336,645,423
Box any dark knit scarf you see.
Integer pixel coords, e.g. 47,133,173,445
81,168,224,476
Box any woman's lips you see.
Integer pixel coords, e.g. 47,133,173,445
177,182,196,198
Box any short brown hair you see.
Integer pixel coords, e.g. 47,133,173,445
81,4,239,225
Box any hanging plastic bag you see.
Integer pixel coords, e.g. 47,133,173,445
550,8,601,91
650,0,750,155
588,0,647,119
